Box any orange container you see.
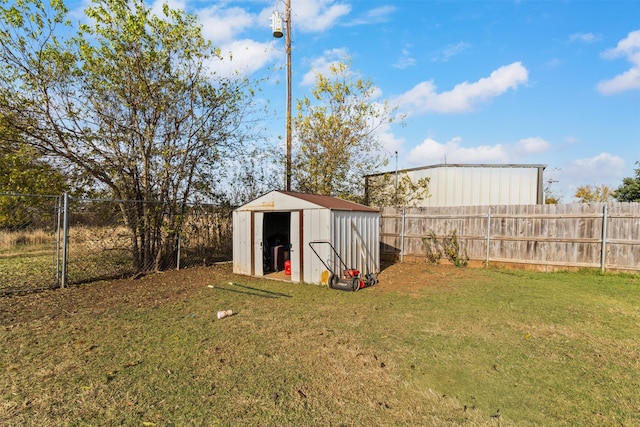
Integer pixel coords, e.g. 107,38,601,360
284,260,291,275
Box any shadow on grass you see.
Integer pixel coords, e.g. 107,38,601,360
214,282,292,299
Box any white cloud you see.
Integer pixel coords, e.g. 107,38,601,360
516,137,551,154
379,132,404,157
569,32,600,43
375,119,404,158
602,29,640,59
433,42,470,62
393,47,416,69
407,137,510,165
212,39,281,78
344,5,395,26
144,1,355,81
545,57,561,68
563,153,626,181
405,135,551,166
597,29,640,95
396,62,529,115
146,1,277,78
150,0,187,18
558,153,627,199
197,5,256,44
564,136,579,145
301,48,349,86
362,5,395,21
291,0,351,33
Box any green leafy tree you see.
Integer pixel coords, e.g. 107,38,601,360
225,157,281,207
613,162,640,202
0,118,66,195
574,184,614,203
365,172,430,207
292,60,400,202
0,139,68,229
0,0,262,271
0,151,64,198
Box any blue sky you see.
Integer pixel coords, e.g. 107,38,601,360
102,0,640,200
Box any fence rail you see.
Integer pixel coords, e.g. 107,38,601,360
381,202,640,273
1,193,233,294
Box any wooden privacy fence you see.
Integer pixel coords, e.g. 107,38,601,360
380,202,640,273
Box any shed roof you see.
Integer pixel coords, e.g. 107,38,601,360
279,191,378,212
236,190,379,212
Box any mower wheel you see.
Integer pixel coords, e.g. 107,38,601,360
366,273,378,286
329,274,339,289
351,277,360,292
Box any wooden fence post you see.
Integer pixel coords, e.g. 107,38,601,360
601,204,608,272
485,207,492,267
400,207,406,263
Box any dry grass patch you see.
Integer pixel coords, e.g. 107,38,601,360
0,229,54,253
2,263,639,426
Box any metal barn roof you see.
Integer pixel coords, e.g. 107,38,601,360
236,190,379,212
278,191,378,212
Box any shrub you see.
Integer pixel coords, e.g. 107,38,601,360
422,229,469,267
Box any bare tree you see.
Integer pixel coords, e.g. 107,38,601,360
0,0,264,271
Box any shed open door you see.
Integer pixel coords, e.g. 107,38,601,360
252,211,264,276
289,210,302,282
232,211,252,275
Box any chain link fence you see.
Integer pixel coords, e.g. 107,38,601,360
1,193,233,294
0,193,62,294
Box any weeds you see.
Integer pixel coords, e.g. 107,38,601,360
422,230,442,264
422,229,469,267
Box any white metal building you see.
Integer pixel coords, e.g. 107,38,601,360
233,191,380,284
365,163,547,207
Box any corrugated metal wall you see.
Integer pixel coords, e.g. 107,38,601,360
367,164,545,207
303,208,332,284
302,209,380,284
409,165,542,206
331,211,380,276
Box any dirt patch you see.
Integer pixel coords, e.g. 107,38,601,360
0,261,476,325
0,263,235,325
375,261,478,294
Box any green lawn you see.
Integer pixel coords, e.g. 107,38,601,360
0,249,133,293
0,250,59,292
1,264,638,426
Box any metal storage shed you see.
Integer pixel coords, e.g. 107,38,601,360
233,190,380,285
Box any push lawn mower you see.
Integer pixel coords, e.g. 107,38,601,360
308,240,378,292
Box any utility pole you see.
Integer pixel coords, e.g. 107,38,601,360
285,0,292,191
272,1,292,191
